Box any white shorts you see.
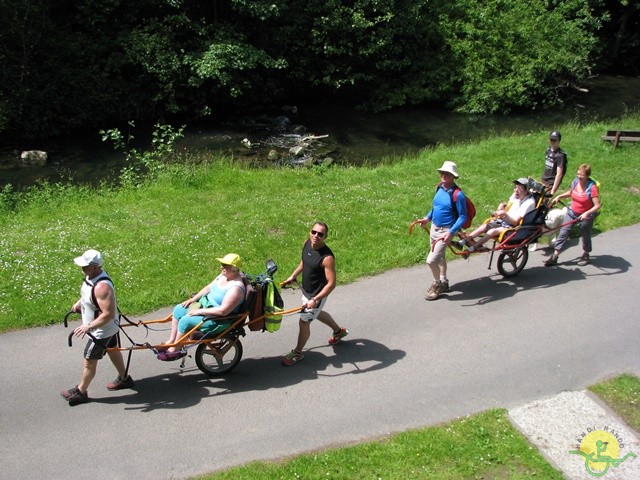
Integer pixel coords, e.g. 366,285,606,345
427,224,449,264
299,293,328,322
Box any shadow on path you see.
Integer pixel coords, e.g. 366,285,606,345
205,338,405,394
88,338,404,411
438,253,630,306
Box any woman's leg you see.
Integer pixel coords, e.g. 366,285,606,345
472,227,504,248
166,304,188,350
177,314,206,337
546,211,575,265
579,216,594,253
552,211,576,256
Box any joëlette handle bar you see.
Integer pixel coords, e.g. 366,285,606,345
68,328,98,347
64,311,98,346
409,219,429,235
64,310,126,347
63,310,78,328
279,280,300,290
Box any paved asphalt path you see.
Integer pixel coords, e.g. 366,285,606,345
1,224,639,480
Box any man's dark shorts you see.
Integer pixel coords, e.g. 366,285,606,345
84,334,118,360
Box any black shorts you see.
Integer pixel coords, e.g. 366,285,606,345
84,334,118,360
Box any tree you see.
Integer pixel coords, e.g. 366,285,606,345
0,0,622,139
439,0,603,113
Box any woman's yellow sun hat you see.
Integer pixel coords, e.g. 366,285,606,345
216,253,241,267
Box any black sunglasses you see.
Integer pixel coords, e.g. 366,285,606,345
310,229,325,237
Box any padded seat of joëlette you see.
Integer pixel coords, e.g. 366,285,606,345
188,316,239,340
189,278,256,340
501,203,549,245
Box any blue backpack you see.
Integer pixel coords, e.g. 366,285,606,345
571,177,600,199
571,177,601,219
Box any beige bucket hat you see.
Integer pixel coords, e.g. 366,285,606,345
437,160,459,179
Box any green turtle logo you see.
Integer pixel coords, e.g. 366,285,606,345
570,429,636,476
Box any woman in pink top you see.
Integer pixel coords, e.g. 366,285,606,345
545,164,601,267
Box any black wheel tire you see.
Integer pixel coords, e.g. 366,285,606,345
194,338,243,376
497,247,529,278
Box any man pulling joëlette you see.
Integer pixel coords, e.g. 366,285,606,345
420,161,468,301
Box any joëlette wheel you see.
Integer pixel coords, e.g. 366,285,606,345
497,247,529,278
195,337,243,376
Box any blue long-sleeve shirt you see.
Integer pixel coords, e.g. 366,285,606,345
426,184,467,235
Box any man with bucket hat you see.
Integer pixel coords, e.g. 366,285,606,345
418,161,469,301
541,130,567,195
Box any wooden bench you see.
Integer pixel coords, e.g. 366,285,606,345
601,130,640,148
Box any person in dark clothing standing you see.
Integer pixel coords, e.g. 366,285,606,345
281,222,348,366
541,130,567,195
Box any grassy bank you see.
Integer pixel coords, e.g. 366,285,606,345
201,409,564,480
589,373,640,431
196,374,639,479
1,116,639,332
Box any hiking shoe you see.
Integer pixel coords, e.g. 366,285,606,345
60,386,80,401
106,375,134,391
425,281,437,300
61,386,89,405
544,255,558,267
441,280,451,293
425,280,446,301
282,350,304,366
329,327,349,345
577,253,590,266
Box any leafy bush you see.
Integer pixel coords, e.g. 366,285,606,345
0,0,625,138
100,122,185,187
440,0,602,113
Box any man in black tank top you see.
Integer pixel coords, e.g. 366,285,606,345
281,222,349,366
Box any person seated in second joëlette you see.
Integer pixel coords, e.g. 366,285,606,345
454,178,536,252
161,253,246,357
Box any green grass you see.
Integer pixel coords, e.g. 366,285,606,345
589,373,640,432
1,115,639,331
197,409,564,480
195,374,640,479
2,119,639,479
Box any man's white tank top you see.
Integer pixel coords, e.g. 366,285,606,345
80,271,119,338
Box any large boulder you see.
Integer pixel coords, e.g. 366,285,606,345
20,150,48,166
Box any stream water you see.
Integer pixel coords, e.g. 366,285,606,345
1,75,638,190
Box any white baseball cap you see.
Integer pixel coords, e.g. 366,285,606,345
74,249,103,267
